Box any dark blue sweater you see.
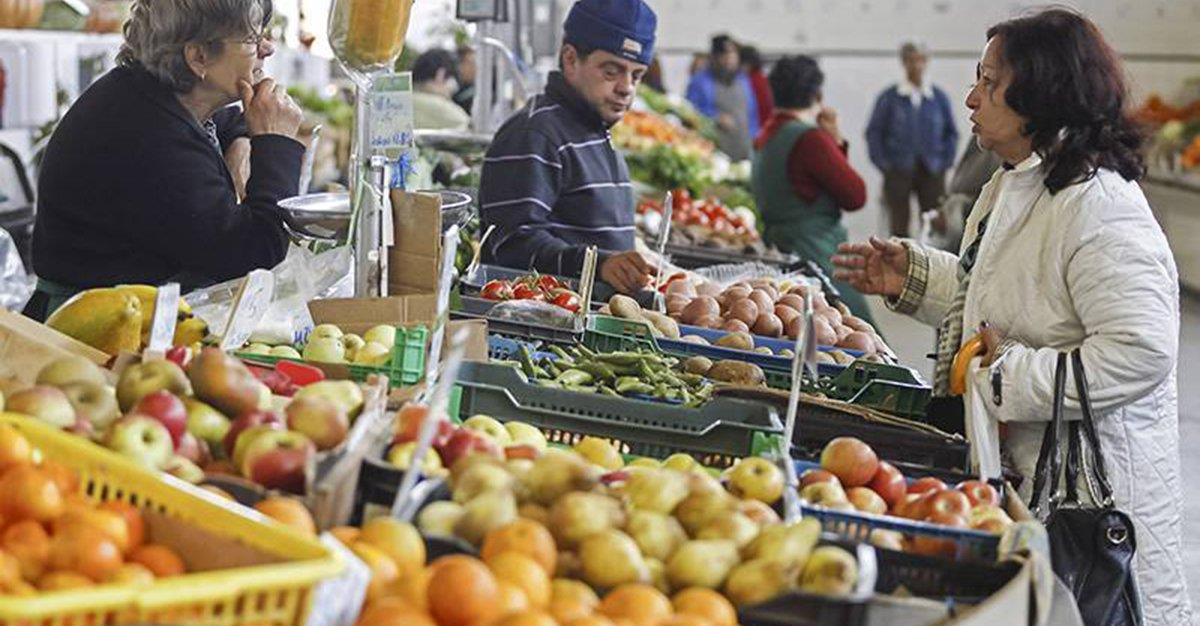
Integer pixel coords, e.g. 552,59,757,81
479,72,634,277
865,84,959,173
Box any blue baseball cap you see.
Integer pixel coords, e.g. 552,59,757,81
562,0,657,66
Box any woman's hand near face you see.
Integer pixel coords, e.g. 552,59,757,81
817,106,843,145
239,78,303,139
831,236,909,297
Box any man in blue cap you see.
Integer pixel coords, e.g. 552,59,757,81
479,0,658,294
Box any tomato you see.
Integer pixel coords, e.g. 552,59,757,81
670,188,691,207
551,291,581,312
512,284,544,301
480,279,512,300
536,275,562,292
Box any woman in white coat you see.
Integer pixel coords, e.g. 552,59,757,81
833,9,1191,625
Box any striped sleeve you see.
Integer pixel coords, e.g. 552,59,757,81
479,129,590,275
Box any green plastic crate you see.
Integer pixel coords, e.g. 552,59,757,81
583,315,661,354
236,325,429,387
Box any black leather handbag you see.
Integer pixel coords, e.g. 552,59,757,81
1029,350,1142,626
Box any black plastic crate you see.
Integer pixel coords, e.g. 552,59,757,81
873,547,1022,602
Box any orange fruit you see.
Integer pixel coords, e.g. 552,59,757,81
109,562,156,585
48,524,122,582
359,517,425,574
129,544,186,577
671,588,736,626
549,578,599,624
483,519,557,575
426,555,501,626
54,507,130,554
657,617,711,626
350,541,399,602
0,425,33,471
564,618,616,626
38,459,79,496
330,525,361,546
3,520,50,581
492,611,559,626
489,551,551,609
0,578,37,596
254,497,316,536
356,598,436,626
0,548,21,584
597,584,672,626
382,567,429,611
98,500,145,553
496,580,531,615
38,570,94,591
0,465,63,523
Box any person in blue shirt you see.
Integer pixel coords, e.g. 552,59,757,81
865,41,959,237
686,34,759,161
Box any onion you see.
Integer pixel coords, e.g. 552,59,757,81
774,305,801,327
666,279,697,298
749,289,774,313
728,299,759,326
722,318,751,333
838,331,875,353
695,281,722,297
777,294,805,312
814,318,838,346
680,296,720,325
694,314,723,329
752,312,783,337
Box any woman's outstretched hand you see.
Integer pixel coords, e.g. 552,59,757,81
831,236,909,298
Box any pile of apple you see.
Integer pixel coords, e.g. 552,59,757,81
385,407,550,478
799,437,1013,557
5,350,364,495
242,323,400,367
397,409,862,607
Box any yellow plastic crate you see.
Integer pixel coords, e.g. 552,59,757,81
0,413,344,626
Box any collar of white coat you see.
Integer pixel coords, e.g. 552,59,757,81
897,78,934,104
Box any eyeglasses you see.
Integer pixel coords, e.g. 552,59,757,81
232,30,269,48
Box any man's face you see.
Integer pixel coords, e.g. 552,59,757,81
715,42,740,73
903,50,928,84
458,52,476,85
562,46,646,124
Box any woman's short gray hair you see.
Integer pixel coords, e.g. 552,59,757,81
117,0,271,93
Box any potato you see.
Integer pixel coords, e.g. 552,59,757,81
666,279,697,298
839,331,875,353
843,316,874,333
752,312,783,337
609,295,643,320
754,347,774,355
871,333,890,355
748,289,774,314
831,350,855,365
694,315,724,329
816,352,837,365
728,299,759,326
715,331,755,351
680,296,720,325
706,360,766,386
816,306,843,328
683,356,713,375
814,318,838,346
642,311,681,339
785,315,803,340
811,291,830,310
780,349,795,358
666,294,690,317
787,284,810,298
722,318,751,334
681,335,710,345
835,301,852,318
598,304,611,315
775,305,801,327
777,294,805,312
695,281,722,297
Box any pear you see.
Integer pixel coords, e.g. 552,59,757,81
666,539,740,589
724,558,799,606
743,519,821,567
579,529,649,590
549,491,625,548
518,503,550,525
454,489,517,545
674,489,738,535
525,450,601,505
626,510,688,561
646,558,670,594
696,512,760,549
798,546,859,596
417,501,465,536
625,467,689,514
452,461,515,503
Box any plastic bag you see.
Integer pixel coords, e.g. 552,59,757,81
0,227,33,311
488,299,577,329
184,244,353,344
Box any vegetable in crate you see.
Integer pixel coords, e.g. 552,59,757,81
481,274,583,313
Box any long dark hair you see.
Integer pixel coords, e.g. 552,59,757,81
986,8,1144,193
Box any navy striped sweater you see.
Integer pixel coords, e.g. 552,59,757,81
479,72,635,277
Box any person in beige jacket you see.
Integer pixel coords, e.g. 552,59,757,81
833,9,1190,625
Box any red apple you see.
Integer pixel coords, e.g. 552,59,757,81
847,487,888,515
819,437,878,487
240,430,315,494
133,390,188,448
866,461,906,508
222,410,284,458
175,432,210,465
599,470,632,485
799,468,840,489
435,428,502,468
907,476,948,496
893,492,935,520
504,445,541,461
914,511,968,558
928,489,971,518
165,346,192,369
957,480,1000,508
393,403,455,448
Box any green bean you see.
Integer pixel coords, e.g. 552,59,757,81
556,369,594,386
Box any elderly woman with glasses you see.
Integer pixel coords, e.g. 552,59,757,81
25,0,305,320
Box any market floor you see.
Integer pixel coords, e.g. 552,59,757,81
866,292,1200,610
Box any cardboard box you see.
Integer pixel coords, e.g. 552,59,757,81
306,294,489,364
0,309,110,385
388,190,441,296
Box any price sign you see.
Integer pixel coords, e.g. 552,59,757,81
369,73,414,159
219,270,274,352
305,534,371,626
144,283,180,360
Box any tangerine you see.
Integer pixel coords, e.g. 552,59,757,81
329,525,361,546
426,555,501,626
0,425,33,471
48,524,122,582
128,544,185,577
671,588,736,626
349,541,399,602
482,518,558,576
3,520,49,581
54,507,130,554
98,500,145,553
38,459,79,496
496,580,531,616
549,578,600,623
564,618,616,626
0,465,63,523
356,600,436,626
109,563,156,585
489,551,551,609
597,584,672,626
492,611,559,626
359,517,424,574
0,548,21,583
657,616,712,626
38,570,94,591
382,566,429,611
254,497,316,536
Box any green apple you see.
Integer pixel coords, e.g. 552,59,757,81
352,342,391,366
255,382,273,410
311,324,344,341
61,382,120,434
386,441,447,476
727,457,785,505
36,355,108,388
363,325,396,349
243,343,272,355
184,397,231,451
503,421,547,451
293,380,364,419
340,334,366,362
106,415,173,469
463,415,512,445
269,345,303,359
232,424,285,470
662,453,700,473
7,385,77,428
302,337,346,364
116,360,192,412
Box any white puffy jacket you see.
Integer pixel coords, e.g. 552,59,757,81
903,153,1191,625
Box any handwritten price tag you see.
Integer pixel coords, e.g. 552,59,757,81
369,73,415,158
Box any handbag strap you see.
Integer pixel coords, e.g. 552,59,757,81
1070,349,1116,507
1064,421,1082,504
1030,352,1070,516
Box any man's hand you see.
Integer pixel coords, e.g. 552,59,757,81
239,78,303,139
817,106,844,145
601,250,659,294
